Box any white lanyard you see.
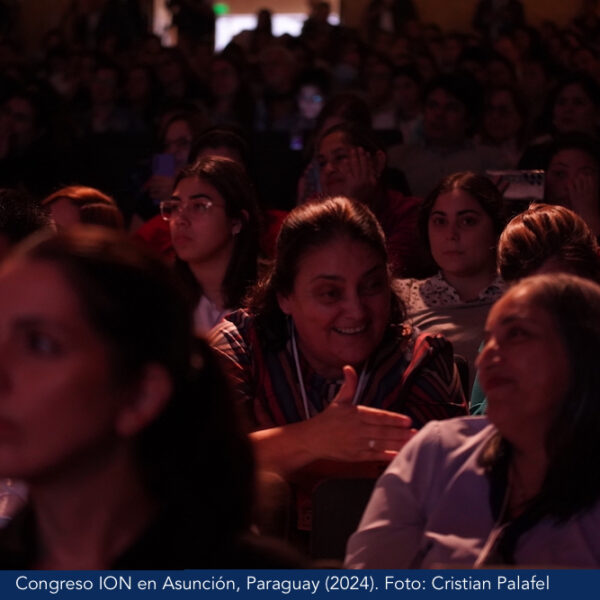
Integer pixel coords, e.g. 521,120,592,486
290,322,369,420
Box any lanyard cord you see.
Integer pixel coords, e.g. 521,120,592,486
290,320,369,420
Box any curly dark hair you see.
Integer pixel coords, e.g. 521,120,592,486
498,203,600,283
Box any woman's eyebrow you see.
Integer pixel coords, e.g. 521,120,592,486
310,274,344,282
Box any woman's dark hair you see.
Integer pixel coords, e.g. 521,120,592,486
247,196,407,344
173,156,260,309
188,125,252,171
42,185,124,230
42,185,115,209
207,53,255,132
548,73,600,133
482,84,529,146
14,227,254,552
544,131,600,171
0,188,50,245
392,63,423,88
314,92,372,135
418,171,505,256
79,202,125,230
296,67,331,98
317,121,384,158
157,109,209,152
554,73,600,109
498,203,600,283
505,274,600,520
424,72,484,134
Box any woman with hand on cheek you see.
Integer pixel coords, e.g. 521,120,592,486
314,123,421,277
544,133,600,236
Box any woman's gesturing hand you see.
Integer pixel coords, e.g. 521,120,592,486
342,148,379,203
309,365,416,462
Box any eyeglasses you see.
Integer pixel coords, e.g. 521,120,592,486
160,199,221,221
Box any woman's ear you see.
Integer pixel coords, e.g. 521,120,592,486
277,292,291,315
115,364,172,438
232,209,248,236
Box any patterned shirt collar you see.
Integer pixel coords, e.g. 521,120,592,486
421,272,505,305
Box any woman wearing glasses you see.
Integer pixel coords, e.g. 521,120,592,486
160,156,261,333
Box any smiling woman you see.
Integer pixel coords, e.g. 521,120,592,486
209,197,466,478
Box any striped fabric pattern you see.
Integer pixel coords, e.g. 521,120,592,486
209,310,467,431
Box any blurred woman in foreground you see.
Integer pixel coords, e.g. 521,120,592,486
0,227,297,568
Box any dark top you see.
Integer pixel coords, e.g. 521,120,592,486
0,508,307,569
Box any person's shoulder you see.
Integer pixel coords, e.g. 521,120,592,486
385,188,421,210
210,308,252,334
411,329,455,361
409,416,495,455
387,142,425,164
394,276,419,296
207,308,254,350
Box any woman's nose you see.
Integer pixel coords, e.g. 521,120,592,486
475,337,500,370
344,293,367,319
321,159,334,175
446,222,459,240
172,205,190,225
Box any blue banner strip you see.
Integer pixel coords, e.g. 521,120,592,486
0,570,598,599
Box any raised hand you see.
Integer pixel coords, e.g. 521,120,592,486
308,365,416,462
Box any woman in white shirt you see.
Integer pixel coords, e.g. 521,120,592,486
160,156,260,333
396,171,506,391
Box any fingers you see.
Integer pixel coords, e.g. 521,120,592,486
568,173,597,213
357,449,399,463
345,148,376,183
356,405,413,428
355,428,417,461
331,365,358,405
360,426,417,450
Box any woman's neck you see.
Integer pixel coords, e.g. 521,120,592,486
508,447,548,516
187,244,235,309
441,267,497,302
30,444,155,570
